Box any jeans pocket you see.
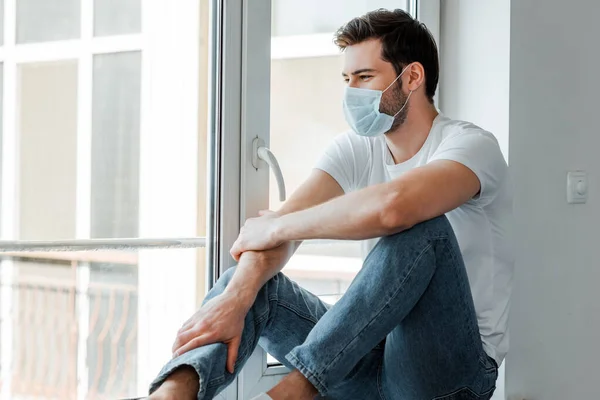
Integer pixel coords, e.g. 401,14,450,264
433,385,496,400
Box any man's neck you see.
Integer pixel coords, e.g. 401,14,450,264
385,104,439,164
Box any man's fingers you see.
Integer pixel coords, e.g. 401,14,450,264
230,241,242,261
177,317,195,334
172,326,204,354
172,333,212,358
229,248,241,262
226,337,242,374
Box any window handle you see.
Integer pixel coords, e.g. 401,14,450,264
252,137,286,202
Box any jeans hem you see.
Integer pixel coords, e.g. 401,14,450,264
285,352,328,395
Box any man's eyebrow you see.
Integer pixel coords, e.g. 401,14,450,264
341,68,378,77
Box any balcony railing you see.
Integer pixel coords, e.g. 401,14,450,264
0,251,139,399
0,244,360,400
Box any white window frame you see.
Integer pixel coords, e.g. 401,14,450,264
236,0,440,396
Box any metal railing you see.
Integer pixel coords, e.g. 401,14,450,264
0,245,360,400
0,252,139,400
0,238,207,252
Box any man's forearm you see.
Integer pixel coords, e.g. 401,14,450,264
272,161,481,244
275,181,402,242
223,242,299,307
224,169,343,304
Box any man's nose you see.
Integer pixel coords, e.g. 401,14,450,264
347,79,361,89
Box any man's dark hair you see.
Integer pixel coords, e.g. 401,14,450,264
334,9,439,103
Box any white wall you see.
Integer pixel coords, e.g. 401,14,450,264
439,1,510,399
443,0,600,398
506,1,600,399
439,0,510,158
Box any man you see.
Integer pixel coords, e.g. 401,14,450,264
149,8,513,400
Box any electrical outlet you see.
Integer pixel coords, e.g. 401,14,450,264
567,171,588,204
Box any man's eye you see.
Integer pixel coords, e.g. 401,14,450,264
343,78,350,83
360,75,373,81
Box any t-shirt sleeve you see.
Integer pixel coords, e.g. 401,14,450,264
429,129,508,205
314,132,371,193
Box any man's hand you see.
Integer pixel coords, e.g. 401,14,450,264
171,291,252,374
230,210,283,261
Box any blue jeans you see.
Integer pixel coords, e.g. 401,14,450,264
149,216,498,399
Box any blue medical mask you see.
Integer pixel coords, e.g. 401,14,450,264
343,65,413,137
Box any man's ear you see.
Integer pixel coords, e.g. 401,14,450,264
404,62,425,92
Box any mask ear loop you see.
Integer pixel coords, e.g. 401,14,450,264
393,90,413,117
383,63,420,118
383,64,412,93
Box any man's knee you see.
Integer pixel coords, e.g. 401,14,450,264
406,214,453,237
378,215,453,249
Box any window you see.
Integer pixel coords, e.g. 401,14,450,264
0,1,214,398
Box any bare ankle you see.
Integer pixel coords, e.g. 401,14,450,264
148,366,200,400
268,370,318,400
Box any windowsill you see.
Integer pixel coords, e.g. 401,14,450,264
0,250,362,278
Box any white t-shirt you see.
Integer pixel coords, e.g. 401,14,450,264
315,113,514,365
